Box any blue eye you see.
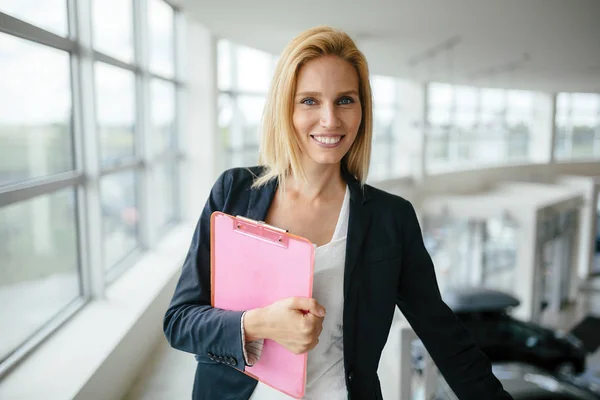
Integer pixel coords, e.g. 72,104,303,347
338,97,354,105
301,98,316,105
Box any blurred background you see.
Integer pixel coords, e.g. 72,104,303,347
1,0,600,399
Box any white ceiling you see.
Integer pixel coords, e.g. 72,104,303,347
173,0,600,93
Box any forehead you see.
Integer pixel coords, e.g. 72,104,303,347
295,55,359,91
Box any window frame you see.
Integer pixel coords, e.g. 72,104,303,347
217,39,277,170
0,0,183,378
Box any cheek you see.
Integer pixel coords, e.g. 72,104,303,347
292,111,311,135
346,109,362,136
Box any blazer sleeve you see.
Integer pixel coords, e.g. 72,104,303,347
163,170,247,372
396,201,513,400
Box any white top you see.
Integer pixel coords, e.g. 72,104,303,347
249,186,350,400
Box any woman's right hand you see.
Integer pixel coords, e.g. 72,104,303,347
244,297,325,355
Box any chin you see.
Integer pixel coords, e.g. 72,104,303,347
310,156,345,166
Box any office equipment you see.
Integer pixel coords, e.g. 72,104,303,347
211,212,315,399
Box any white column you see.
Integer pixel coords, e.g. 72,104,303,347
529,93,555,164
513,210,540,322
182,17,219,220
558,176,597,280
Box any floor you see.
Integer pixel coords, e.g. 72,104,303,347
122,277,600,400
123,338,196,400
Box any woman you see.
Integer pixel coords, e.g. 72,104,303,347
164,26,512,400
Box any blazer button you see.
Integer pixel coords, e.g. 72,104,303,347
348,371,354,383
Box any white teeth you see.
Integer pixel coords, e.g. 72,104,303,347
314,136,341,145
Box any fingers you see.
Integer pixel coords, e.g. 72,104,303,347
289,297,326,317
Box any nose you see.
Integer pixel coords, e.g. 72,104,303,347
319,103,341,129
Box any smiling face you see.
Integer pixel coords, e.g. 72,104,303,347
292,55,362,169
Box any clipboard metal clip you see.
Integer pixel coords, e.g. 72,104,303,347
234,216,290,247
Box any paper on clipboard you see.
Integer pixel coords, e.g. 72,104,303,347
210,211,315,399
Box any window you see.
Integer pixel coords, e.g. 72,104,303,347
426,83,537,172
370,75,413,180
0,33,73,187
554,92,600,160
95,62,136,165
150,79,177,156
0,0,68,36
154,160,177,230
217,40,233,91
0,189,80,364
92,0,134,62
0,0,182,377
217,40,276,169
236,46,273,93
101,171,139,276
148,0,175,77
371,76,396,181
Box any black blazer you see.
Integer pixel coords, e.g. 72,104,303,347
163,166,512,400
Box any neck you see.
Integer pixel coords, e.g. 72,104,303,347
285,162,345,200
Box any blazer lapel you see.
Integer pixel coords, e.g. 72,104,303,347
246,175,277,222
343,171,371,298
342,169,371,377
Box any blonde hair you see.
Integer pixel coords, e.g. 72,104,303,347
253,26,373,188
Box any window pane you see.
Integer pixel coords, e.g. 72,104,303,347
154,161,176,229
238,95,265,149
372,76,396,105
95,63,136,165
507,90,533,111
428,83,453,107
243,149,259,167
236,46,272,92
0,34,73,187
455,111,476,129
0,0,68,36
150,79,176,155
370,141,391,181
373,107,395,139
428,108,451,128
92,0,134,62
218,40,232,91
0,188,80,362
572,114,599,128
556,93,571,113
572,126,595,158
481,89,505,113
572,93,600,113
148,0,174,77
455,86,477,109
218,93,234,150
101,171,139,272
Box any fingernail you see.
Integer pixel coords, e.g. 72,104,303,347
320,308,326,317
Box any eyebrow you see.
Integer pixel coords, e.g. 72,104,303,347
295,90,359,98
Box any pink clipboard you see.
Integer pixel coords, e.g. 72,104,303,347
210,211,315,399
